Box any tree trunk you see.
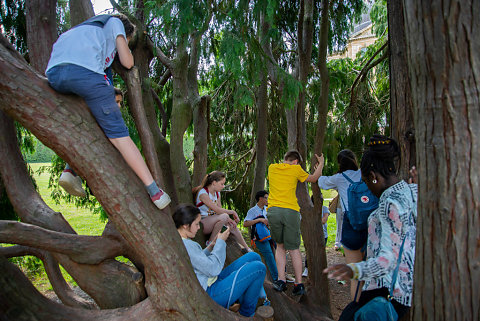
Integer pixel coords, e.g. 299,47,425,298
68,0,94,26
402,1,480,320
25,0,57,73
0,36,236,319
302,0,332,314
250,69,268,207
192,95,210,188
0,109,146,308
388,0,415,181
170,54,194,203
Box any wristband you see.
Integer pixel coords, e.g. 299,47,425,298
347,263,359,280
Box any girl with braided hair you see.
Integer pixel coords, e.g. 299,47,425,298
324,135,417,320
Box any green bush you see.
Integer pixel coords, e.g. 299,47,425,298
23,139,55,163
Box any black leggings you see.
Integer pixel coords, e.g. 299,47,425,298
338,287,409,321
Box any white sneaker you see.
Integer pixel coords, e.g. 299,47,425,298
151,189,171,210
59,171,86,197
302,267,308,277
285,274,295,283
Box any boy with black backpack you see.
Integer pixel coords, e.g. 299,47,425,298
45,14,170,209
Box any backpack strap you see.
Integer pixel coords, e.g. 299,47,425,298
195,187,207,207
78,14,112,28
341,172,355,184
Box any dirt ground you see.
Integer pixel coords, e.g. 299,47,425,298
284,247,351,321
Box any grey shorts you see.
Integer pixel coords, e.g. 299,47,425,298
267,206,301,250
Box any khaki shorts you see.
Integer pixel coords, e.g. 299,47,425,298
267,206,301,250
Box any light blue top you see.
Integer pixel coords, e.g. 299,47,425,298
245,205,267,221
182,238,226,290
46,17,126,75
317,169,361,212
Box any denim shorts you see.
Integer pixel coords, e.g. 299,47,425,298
46,64,129,138
341,212,367,250
267,207,301,250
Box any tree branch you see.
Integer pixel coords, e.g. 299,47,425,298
0,245,97,309
150,88,168,137
0,221,124,264
349,41,389,109
0,256,160,320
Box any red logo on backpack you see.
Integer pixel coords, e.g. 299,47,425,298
361,196,369,203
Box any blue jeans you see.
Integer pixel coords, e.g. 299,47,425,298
46,64,129,138
255,240,278,281
207,252,266,317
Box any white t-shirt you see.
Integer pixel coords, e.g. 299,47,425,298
196,188,219,217
46,17,126,75
245,205,267,222
317,169,361,212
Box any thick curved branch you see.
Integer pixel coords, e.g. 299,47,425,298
0,256,161,321
0,85,145,307
0,245,96,309
0,221,124,264
0,33,230,316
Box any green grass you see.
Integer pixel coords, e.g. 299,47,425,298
29,163,106,236
10,163,106,292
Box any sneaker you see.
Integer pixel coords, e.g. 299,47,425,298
151,189,171,209
302,267,308,277
229,303,240,312
59,171,86,197
292,283,305,296
285,274,295,283
273,279,287,292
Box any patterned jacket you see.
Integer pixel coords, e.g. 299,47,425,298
353,180,417,306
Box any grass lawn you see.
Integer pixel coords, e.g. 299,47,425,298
5,163,106,292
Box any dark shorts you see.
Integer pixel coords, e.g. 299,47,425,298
267,207,301,250
341,212,367,251
46,64,129,138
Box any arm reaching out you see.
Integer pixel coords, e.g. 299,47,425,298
305,154,324,183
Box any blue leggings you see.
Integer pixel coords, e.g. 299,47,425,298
207,252,266,317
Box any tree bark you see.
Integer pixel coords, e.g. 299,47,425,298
25,0,57,73
388,0,415,181
0,221,124,264
126,30,179,206
402,1,480,320
0,245,96,309
0,36,233,318
249,68,268,207
192,95,210,188
301,0,332,314
0,107,146,308
69,0,95,27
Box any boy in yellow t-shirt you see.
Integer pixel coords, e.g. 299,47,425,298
268,150,323,296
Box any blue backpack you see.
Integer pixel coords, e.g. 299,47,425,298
250,216,271,242
341,172,379,231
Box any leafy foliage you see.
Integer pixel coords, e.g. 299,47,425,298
0,0,27,55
